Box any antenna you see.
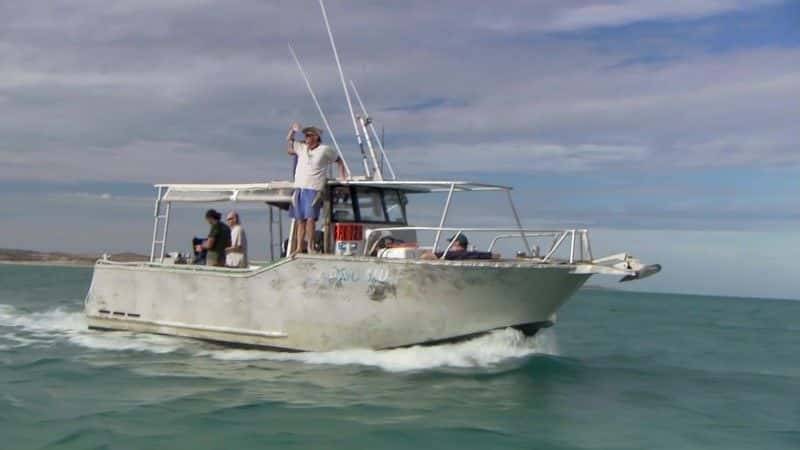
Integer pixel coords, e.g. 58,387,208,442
350,80,398,180
318,0,373,179
288,43,351,178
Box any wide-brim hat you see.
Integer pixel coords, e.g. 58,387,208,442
302,126,323,137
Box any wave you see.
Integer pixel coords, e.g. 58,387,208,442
201,328,559,372
0,303,181,354
1,303,559,372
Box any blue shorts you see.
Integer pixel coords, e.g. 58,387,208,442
292,188,322,221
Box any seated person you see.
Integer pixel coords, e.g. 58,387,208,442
192,237,207,265
421,234,500,260
195,209,230,267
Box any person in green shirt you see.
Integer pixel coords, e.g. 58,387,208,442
196,209,231,267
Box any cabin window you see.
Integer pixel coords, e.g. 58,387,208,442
355,188,387,222
331,186,355,222
383,190,406,224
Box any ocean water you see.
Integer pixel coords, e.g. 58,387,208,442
1,264,798,450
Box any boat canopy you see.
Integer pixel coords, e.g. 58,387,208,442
334,180,512,193
155,179,510,203
157,182,295,203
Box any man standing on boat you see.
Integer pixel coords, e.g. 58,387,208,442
224,211,248,268
286,122,346,254
196,209,231,267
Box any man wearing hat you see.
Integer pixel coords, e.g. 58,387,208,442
286,122,346,254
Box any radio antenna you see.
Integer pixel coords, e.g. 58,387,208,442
288,43,351,178
318,0,373,179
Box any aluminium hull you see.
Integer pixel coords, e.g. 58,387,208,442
84,255,591,351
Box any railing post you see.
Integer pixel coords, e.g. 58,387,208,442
569,230,576,264
432,183,456,251
544,231,568,262
585,230,594,261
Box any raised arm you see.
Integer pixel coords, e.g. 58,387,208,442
286,122,301,154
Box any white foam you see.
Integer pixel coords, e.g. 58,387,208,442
68,332,183,354
1,302,560,370
0,332,40,348
202,328,559,372
0,303,182,355
0,305,85,334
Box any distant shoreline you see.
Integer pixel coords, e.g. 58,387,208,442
0,248,147,268
0,260,95,268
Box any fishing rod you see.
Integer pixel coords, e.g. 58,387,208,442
318,0,376,179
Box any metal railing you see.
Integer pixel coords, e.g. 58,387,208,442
364,226,593,263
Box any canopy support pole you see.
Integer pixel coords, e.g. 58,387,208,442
432,183,456,252
506,190,532,256
149,187,163,262
278,209,284,257
269,207,275,261
159,202,171,262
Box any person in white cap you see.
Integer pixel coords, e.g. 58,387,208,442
224,211,248,268
286,122,346,254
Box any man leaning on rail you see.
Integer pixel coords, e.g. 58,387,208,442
285,122,346,255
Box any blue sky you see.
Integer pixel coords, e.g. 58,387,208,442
0,0,798,299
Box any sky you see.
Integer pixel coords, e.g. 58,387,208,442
0,0,798,299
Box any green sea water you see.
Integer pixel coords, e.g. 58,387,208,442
1,264,798,449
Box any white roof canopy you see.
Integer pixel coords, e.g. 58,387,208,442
157,182,295,203
155,179,511,203
334,180,512,193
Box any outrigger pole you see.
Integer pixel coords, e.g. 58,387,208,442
288,43,351,179
350,79,397,180
318,0,377,180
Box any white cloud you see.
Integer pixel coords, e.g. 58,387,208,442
390,141,650,174
475,0,780,32
544,0,779,31
0,0,796,185
0,140,288,184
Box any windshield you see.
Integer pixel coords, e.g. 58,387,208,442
383,190,406,224
356,188,386,222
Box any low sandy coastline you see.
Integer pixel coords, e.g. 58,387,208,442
0,260,96,268
0,249,147,268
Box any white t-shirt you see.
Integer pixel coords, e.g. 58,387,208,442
290,142,338,190
226,224,248,268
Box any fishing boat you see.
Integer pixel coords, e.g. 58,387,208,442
83,1,660,352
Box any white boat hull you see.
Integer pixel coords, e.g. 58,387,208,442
84,255,591,351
